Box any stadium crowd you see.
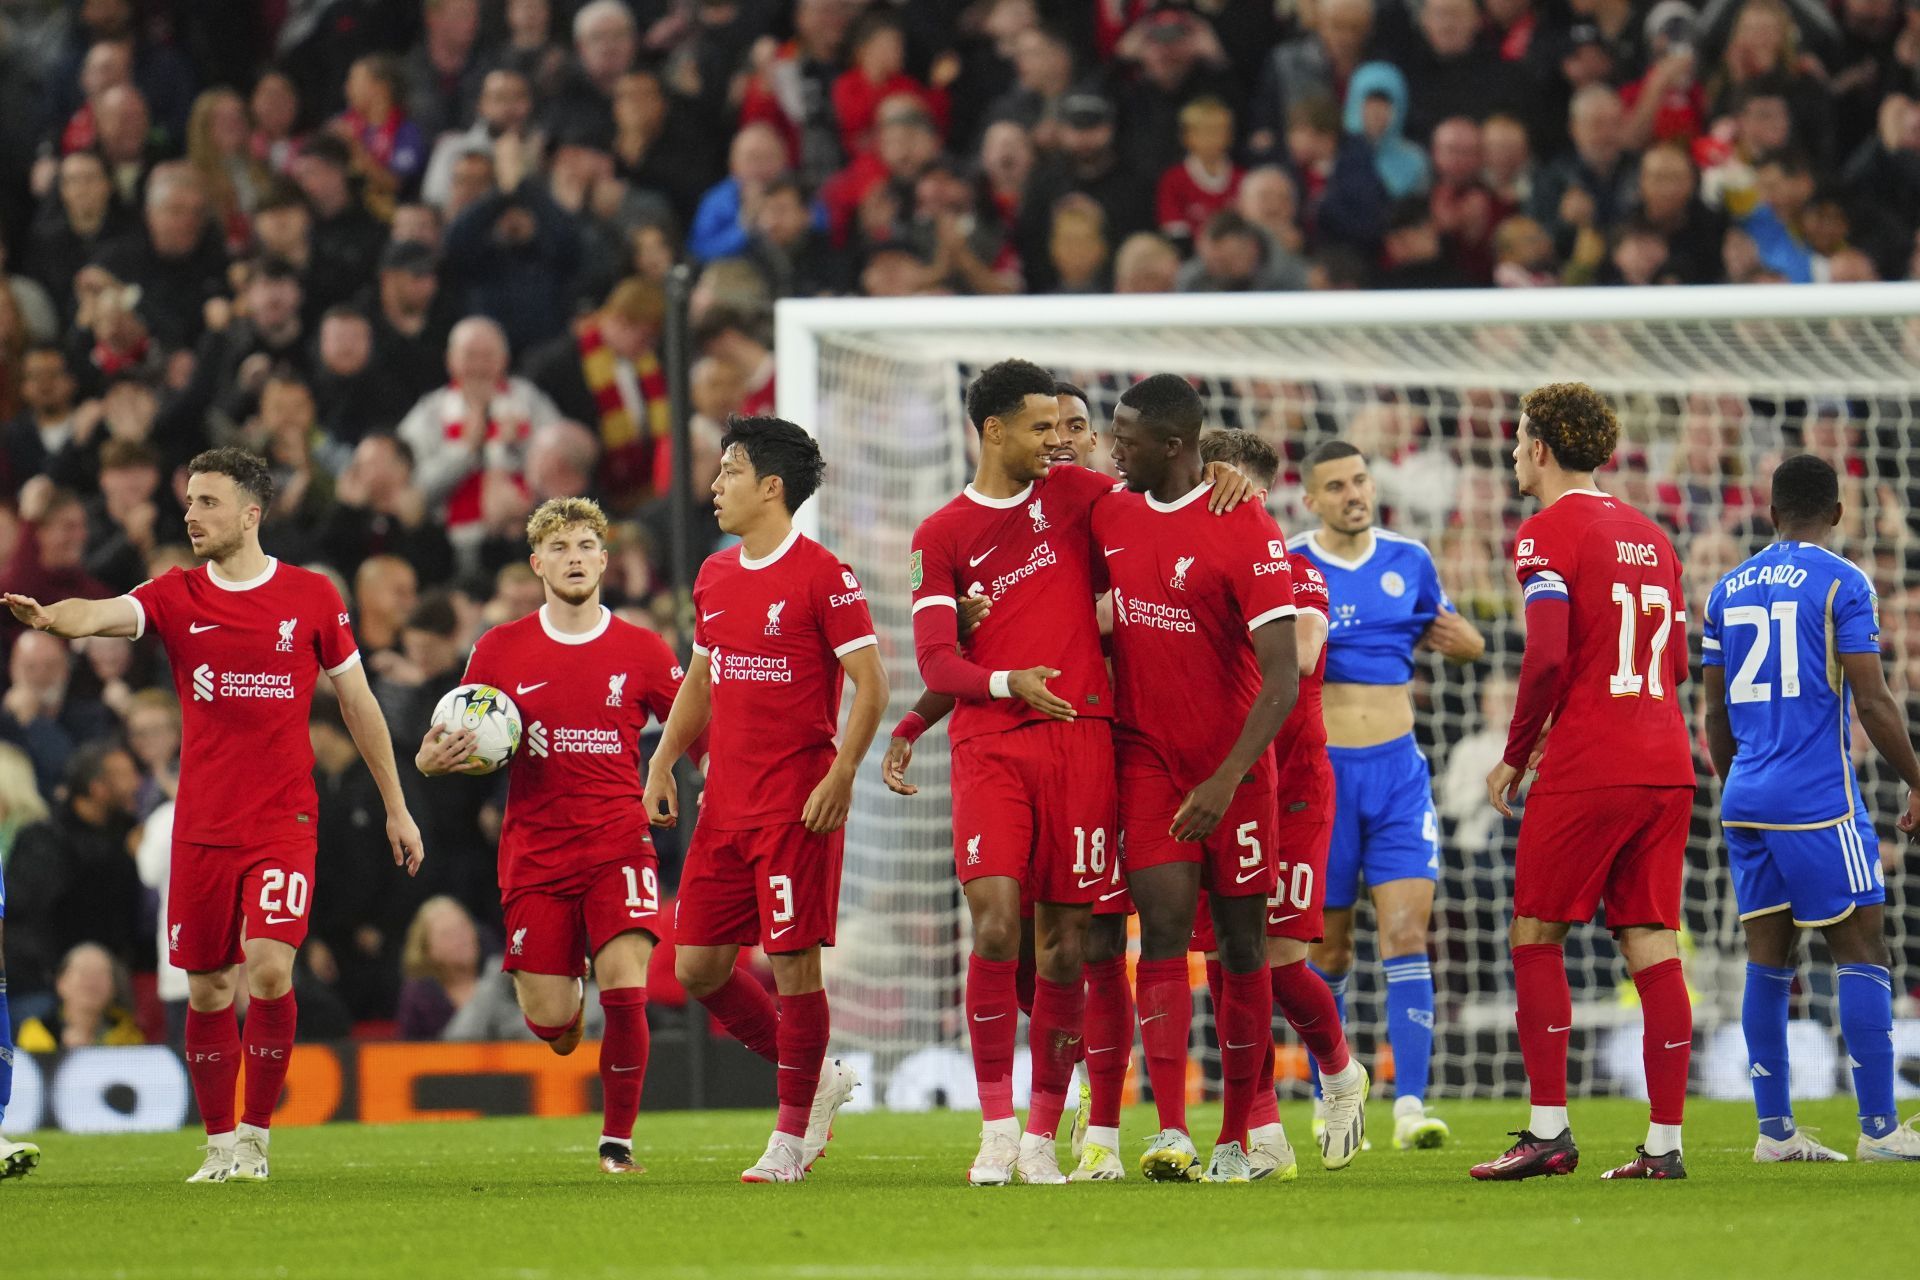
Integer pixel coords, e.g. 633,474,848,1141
1,0,1918,1048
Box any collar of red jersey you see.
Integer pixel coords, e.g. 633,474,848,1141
1563,488,1611,499
739,526,800,570
1144,482,1210,514
539,604,612,645
205,557,279,592
962,480,1035,510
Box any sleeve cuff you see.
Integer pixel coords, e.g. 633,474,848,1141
833,634,878,658
912,595,957,615
1246,604,1297,631
989,670,1011,699
691,642,710,656
325,649,363,678
120,594,146,641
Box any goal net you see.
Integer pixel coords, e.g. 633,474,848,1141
776,284,1920,1111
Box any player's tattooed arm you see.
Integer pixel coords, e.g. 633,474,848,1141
884,690,956,796
3,593,140,639
1173,615,1300,841
1838,649,1920,843
644,651,713,827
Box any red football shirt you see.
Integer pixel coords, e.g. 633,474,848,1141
1508,489,1693,793
692,529,877,829
1271,551,1331,803
909,464,1116,743
126,559,358,846
463,606,684,892
1092,484,1297,789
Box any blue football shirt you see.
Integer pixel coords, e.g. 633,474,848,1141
1297,528,1454,686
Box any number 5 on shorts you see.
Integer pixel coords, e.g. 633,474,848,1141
1236,822,1262,869
769,874,794,923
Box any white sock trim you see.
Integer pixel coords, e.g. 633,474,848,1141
1085,1125,1120,1150
1646,1122,1683,1156
1322,1059,1363,1092
983,1115,1020,1139
1529,1105,1569,1140
599,1134,633,1149
206,1130,238,1148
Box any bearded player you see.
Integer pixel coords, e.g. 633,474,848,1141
5,447,424,1183
1095,375,1299,1184
417,497,688,1175
644,416,888,1184
1475,383,1695,1182
1296,439,1484,1151
1188,429,1369,1179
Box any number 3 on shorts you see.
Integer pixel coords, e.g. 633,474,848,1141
259,868,309,919
768,874,795,924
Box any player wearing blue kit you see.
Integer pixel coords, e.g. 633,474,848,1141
1297,441,1484,1151
1702,455,1920,1163
1,861,41,1179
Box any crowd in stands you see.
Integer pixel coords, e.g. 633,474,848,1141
1,0,1918,1047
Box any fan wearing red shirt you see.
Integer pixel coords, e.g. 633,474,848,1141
5,448,424,1185
1474,383,1696,1183
416,497,684,1176
1157,97,1243,244
1187,429,1365,1180
643,417,888,1185
1095,375,1300,1185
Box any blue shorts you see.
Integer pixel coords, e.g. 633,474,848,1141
1726,813,1884,927
1326,734,1441,910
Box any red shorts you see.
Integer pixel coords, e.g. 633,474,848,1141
1118,754,1277,899
1515,785,1691,929
674,821,843,952
1191,796,1334,951
167,834,317,971
951,719,1117,905
502,857,662,977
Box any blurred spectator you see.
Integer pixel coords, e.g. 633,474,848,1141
293,135,388,293
364,240,455,429
1237,167,1309,272
1346,63,1429,200
318,433,456,585
1703,0,1836,158
1176,210,1305,291
1399,0,1516,147
989,26,1080,152
834,10,951,157
5,347,86,484
335,52,428,208
1249,0,1378,159
177,255,310,432
121,687,179,815
1016,93,1152,291
26,151,135,322
91,163,226,351
1,743,143,999
443,132,583,352
1483,113,1536,209
1743,147,1817,281
4,484,114,652
523,278,668,511
1635,144,1726,283
353,554,421,671
1045,200,1110,294
608,69,721,231
1,230,59,349
424,69,535,211
1701,77,1794,218
1622,4,1708,149
1378,198,1475,289
692,305,776,420
499,0,569,98
1111,7,1237,180
739,176,851,299
1429,117,1510,282
248,70,305,176
186,88,267,255
690,122,791,263
84,438,172,592
396,896,487,1039
1531,85,1639,253
1157,97,1242,246
1603,216,1678,285
405,0,488,142
547,0,641,146
311,306,384,447
1437,672,1520,856
0,741,50,867
1112,230,1183,293
14,943,144,1052
739,0,859,187
1841,93,1920,252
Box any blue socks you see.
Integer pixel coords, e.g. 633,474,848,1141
1383,954,1435,1105
1837,963,1896,1139
0,976,13,1130
1742,962,1796,1140
1307,964,1349,1100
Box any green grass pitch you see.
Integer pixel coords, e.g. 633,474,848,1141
4,1097,1908,1279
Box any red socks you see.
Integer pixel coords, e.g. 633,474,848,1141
1083,956,1133,1129
598,987,650,1143
1015,951,1036,1019
1025,977,1084,1138
1215,966,1273,1148
968,955,1019,1122
1513,942,1571,1108
774,988,829,1138
240,990,297,1129
1272,959,1350,1073
700,968,780,1063
1134,957,1193,1133
1634,957,1691,1127
185,1005,241,1135
1249,1039,1280,1130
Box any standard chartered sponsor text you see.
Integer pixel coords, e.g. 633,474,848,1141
219,671,298,699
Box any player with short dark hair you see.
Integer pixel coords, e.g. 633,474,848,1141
1095,374,1300,1184
417,496,690,1175
1296,431,1484,1151
644,416,888,1183
1702,454,1920,1163
1191,429,1367,1178
5,445,425,1184
1474,382,1695,1182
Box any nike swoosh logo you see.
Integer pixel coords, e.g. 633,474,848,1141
189,622,220,633
263,914,297,925
1546,1024,1572,1034
1077,876,1104,889
1235,869,1264,884
1268,912,1301,925
610,1064,642,1072
778,1063,805,1070
1086,1045,1117,1055
1139,1012,1166,1024
702,610,725,621
627,910,649,919
1665,1040,1691,1049
1226,1041,1258,1050
1099,888,1128,902
1103,546,1124,557
972,1012,1007,1023
769,925,795,940
515,682,548,695
968,547,997,567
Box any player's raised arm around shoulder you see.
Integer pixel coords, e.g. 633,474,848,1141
1833,574,1920,832
3,592,140,639
1698,579,1735,784
330,658,426,875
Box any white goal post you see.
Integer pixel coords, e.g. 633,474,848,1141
776,283,1920,1110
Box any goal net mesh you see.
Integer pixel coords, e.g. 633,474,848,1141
801,297,1920,1110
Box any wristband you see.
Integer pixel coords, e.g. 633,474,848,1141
893,711,929,743
989,670,1012,699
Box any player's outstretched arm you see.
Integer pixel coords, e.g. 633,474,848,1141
884,690,956,796
3,593,139,639
331,661,426,875
1700,667,1736,785
804,643,890,833
1839,650,1920,841
1173,616,1300,841
644,651,713,827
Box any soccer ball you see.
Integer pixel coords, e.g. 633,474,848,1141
429,683,523,775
